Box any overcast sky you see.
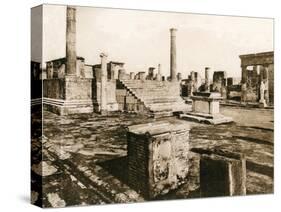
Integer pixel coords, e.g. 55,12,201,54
32,4,273,78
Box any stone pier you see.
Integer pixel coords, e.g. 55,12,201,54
170,28,177,82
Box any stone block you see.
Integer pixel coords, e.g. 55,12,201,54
127,121,190,199
199,150,246,197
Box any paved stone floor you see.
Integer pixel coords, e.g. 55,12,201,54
31,106,274,207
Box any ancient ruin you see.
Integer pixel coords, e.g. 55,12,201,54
240,51,274,106
31,5,274,208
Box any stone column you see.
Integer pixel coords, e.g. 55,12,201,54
190,71,195,95
118,69,126,80
100,53,108,114
158,64,161,75
130,72,135,80
65,6,77,76
156,64,162,81
205,67,210,92
264,65,269,104
241,66,247,84
177,73,182,81
170,28,177,82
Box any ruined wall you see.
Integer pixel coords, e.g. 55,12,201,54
239,51,274,104
46,57,87,79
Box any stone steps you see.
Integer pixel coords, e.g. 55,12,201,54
119,79,189,116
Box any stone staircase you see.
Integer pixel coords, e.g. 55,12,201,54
119,79,190,117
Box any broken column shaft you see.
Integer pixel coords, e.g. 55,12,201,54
65,6,77,76
100,53,108,114
170,28,177,82
205,67,210,91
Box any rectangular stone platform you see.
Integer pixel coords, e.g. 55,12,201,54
126,121,190,199
180,92,233,124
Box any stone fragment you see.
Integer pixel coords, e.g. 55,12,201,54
199,150,246,197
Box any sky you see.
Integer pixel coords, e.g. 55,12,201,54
32,4,274,78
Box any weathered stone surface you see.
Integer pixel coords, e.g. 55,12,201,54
32,106,273,207
170,28,177,81
127,121,190,198
181,92,232,124
198,149,246,197
65,6,77,76
118,79,190,116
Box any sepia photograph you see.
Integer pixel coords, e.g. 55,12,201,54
31,4,274,208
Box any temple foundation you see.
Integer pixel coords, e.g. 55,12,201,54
43,6,93,115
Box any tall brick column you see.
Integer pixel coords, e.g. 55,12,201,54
170,28,177,82
100,53,108,115
65,6,77,76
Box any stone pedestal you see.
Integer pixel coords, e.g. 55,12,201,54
43,77,93,115
180,92,233,124
127,121,190,199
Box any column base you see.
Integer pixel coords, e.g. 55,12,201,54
180,112,233,125
43,98,93,115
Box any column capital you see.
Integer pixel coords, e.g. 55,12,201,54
170,28,177,36
100,52,108,58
